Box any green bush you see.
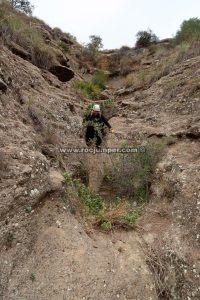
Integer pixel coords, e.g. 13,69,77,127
30,273,36,282
123,208,142,224
72,70,107,99
0,7,42,45
136,29,158,48
59,41,70,53
64,172,104,215
0,4,56,69
101,221,112,231
72,80,102,99
92,70,107,90
101,98,116,118
175,18,200,43
64,172,143,230
0,5,56,69
87,35,103,52
107,142,165,202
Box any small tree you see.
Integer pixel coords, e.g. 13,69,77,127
10,0,34,15
175,18,200,43
136,29,158,48
87,35,103,52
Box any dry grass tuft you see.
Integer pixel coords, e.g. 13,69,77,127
0,3,56,69
142,240,196,299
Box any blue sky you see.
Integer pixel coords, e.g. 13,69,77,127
31,0,200,49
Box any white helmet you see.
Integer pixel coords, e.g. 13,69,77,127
93,104,101,112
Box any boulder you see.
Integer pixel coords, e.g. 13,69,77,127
48,169,64,191
49,65,74,82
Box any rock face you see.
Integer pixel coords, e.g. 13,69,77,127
8,41,31,60
49,65,74,82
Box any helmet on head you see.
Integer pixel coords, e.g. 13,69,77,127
93,104,101,112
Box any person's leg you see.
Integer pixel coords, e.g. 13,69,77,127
96,135,102,148
85,127,95,146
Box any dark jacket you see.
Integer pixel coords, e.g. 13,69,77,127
84,113,111,130
84,113,111,145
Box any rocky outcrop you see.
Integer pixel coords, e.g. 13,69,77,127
49,65,74,82
8,41,31,60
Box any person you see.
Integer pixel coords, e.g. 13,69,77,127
83,104,114,148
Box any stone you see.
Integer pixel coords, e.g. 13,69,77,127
49,65,74,82
48,169,64,191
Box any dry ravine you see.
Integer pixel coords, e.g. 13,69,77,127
0,6,200,300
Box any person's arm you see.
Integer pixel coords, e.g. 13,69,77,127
101,115,112,129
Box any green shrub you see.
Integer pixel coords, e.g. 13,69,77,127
91,70,107,90
59,41,70,53
30,273,36,282
64,172,144,230
87,35,103,52
0,5,55,69
101,98,116,118
101,221,112,231
107,142,165,202
72,80,101,99
64,172,104,215
0,10,43,46
72,71,107,99
83,103,93,121
86,194,104,215
136,29,158,48
175,18,200,44
123,208,141,224
81,35,103,66
65,32,77,42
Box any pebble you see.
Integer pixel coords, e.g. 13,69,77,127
30,189,39,197
56,220,61,228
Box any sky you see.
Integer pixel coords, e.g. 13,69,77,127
31,0,200,49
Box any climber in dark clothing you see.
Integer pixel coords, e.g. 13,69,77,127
84,104,113,148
